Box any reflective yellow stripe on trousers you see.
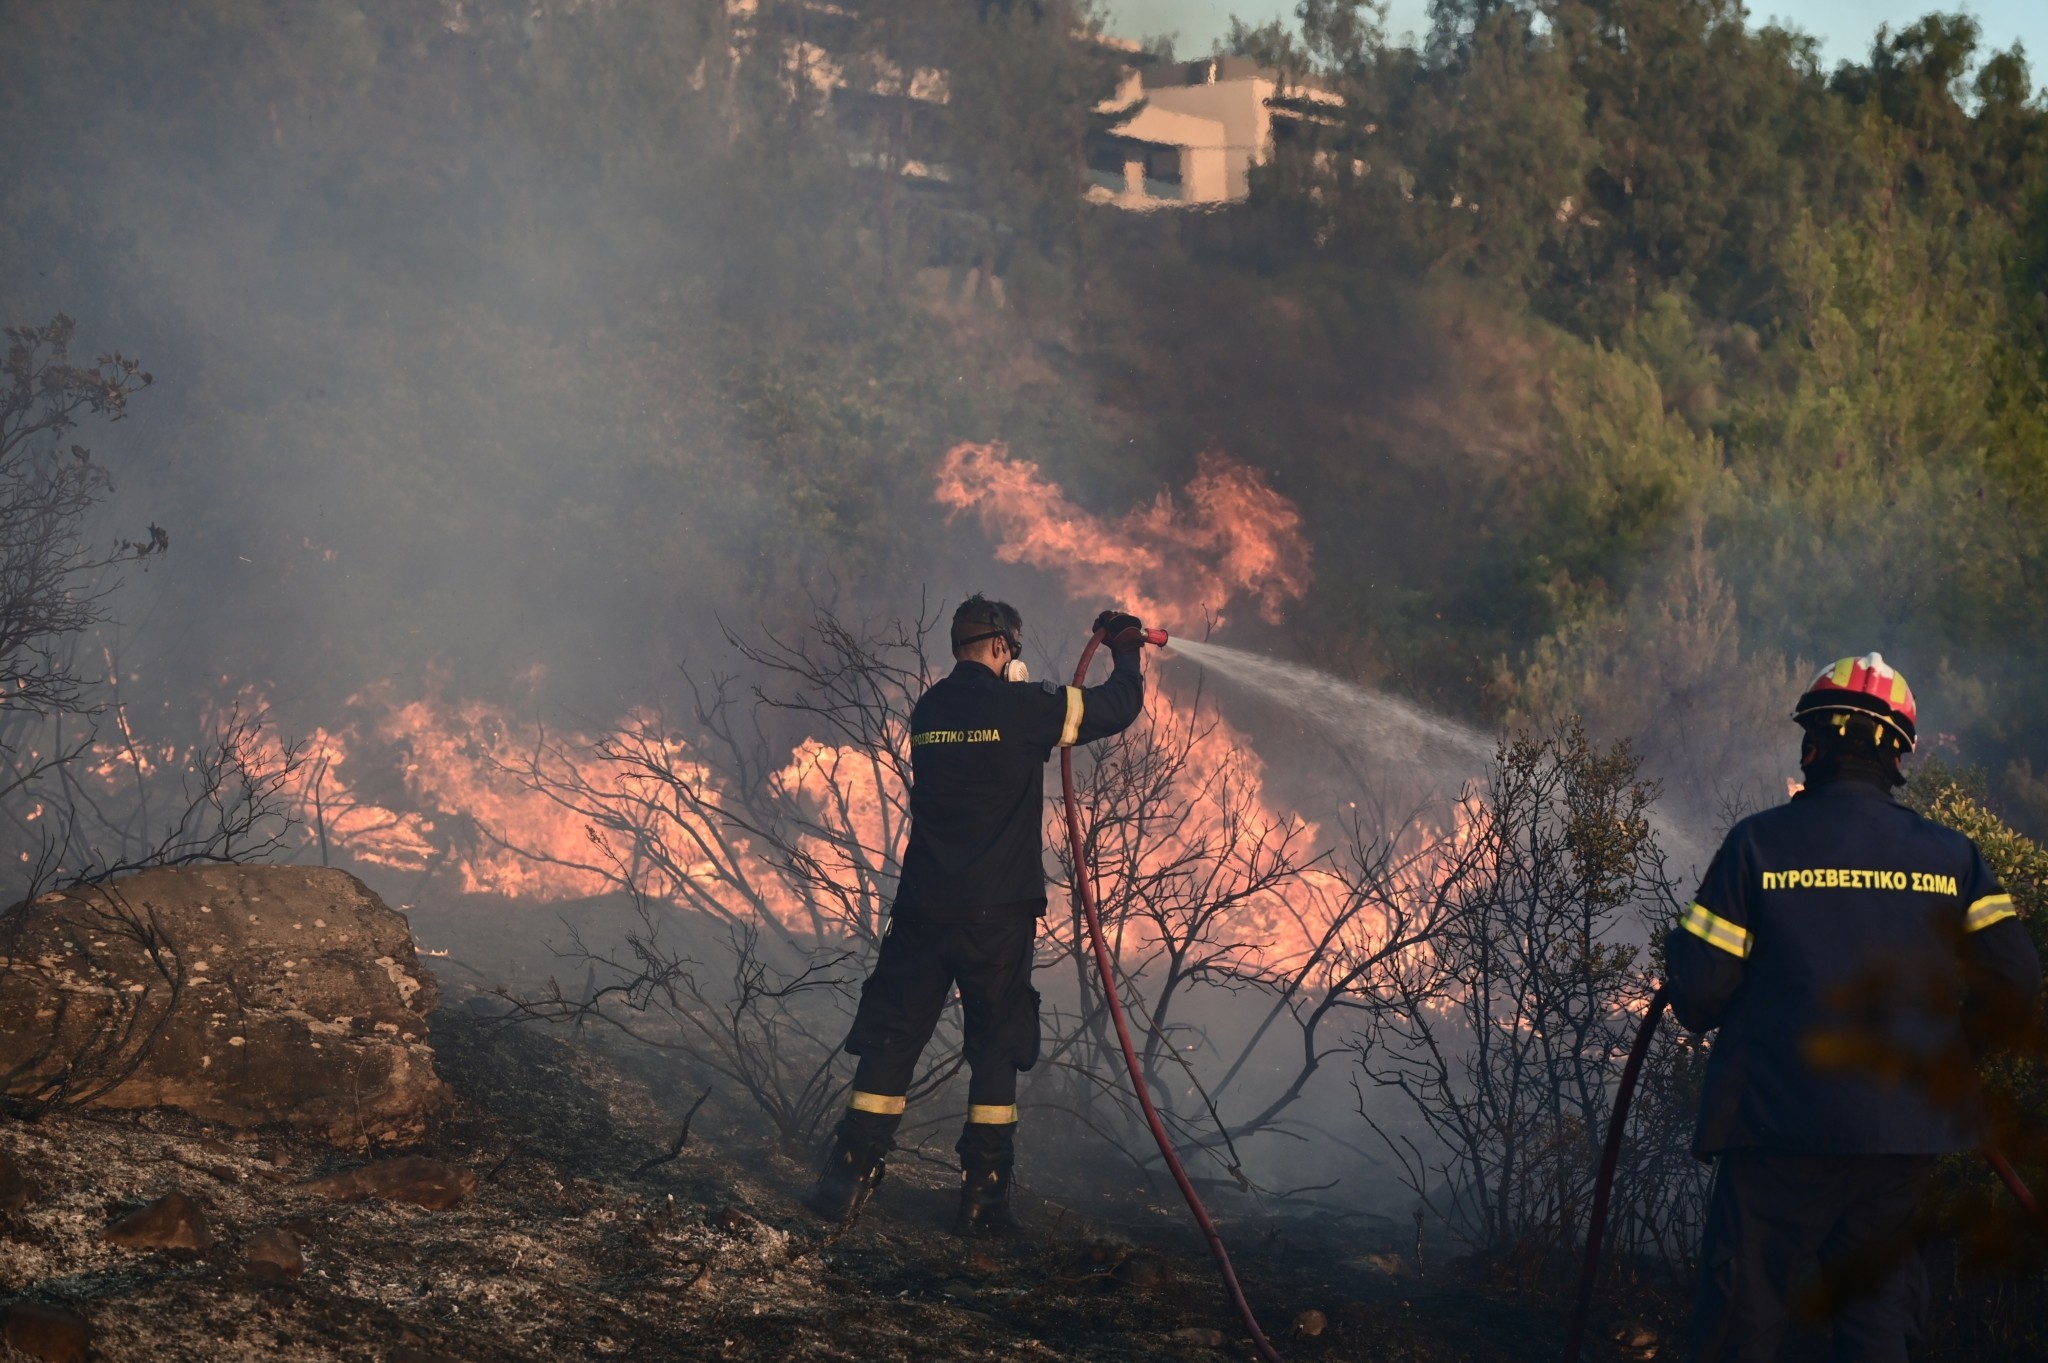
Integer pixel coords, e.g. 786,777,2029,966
849,1091,906,1115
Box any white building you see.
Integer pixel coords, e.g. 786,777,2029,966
742,8,1343,214
1087,55,1342,210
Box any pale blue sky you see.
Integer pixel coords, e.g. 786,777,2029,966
1106,1,2047,80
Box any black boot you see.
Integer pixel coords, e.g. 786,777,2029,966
954,1121,1023,1236
805,1110,897,1224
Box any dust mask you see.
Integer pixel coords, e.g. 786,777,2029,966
1002,658,1030,683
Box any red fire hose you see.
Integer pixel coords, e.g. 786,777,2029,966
1566,987,2047,1363
1986,1147,2045,1227
1062,626,1284,1363
1563,984,1671,1363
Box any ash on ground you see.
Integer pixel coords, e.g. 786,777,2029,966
0,1004,1612,1362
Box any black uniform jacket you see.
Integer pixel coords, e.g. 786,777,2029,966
893,651,1145,922
1666,773,2042,1157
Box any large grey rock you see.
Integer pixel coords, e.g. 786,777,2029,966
0,866,450,1146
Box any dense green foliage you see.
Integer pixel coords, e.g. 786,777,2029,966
1,0,2044,821
1233,0,2048,818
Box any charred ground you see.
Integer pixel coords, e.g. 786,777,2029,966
0,998,1587,1363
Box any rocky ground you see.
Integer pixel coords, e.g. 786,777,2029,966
0,999,1685,1363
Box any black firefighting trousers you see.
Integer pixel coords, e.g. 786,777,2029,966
843,916,1041,1112
1685,1150,1933,1363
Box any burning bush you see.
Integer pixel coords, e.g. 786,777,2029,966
407,603,1476,1198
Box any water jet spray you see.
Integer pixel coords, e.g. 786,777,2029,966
1062,624,1284,1363
1164,638,1491,788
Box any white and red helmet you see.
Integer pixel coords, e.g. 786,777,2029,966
1792,652,1918,751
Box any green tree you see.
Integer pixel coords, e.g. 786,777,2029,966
1722,125,2027,666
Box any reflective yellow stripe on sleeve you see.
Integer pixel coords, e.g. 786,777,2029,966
1681,902,1754,959
1966,893,2018,932
849,1091,907,1115
1057,685,1084,747
967,1104,1019,1125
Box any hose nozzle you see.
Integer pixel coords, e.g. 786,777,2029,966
1143,628,1170,648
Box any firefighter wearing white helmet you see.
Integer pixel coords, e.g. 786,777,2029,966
1667,653,2041,1363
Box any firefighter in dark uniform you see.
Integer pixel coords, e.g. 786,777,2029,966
805,595,1149,1234
1668,653,2042,1362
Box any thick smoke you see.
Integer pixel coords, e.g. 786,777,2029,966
0,0,1910,1229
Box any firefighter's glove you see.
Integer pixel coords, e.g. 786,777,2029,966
1093,610,1146,654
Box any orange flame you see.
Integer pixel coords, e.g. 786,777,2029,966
934,442,1312,628
261,676,1455,972
1065,680,1476,971
168,442,1466,982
